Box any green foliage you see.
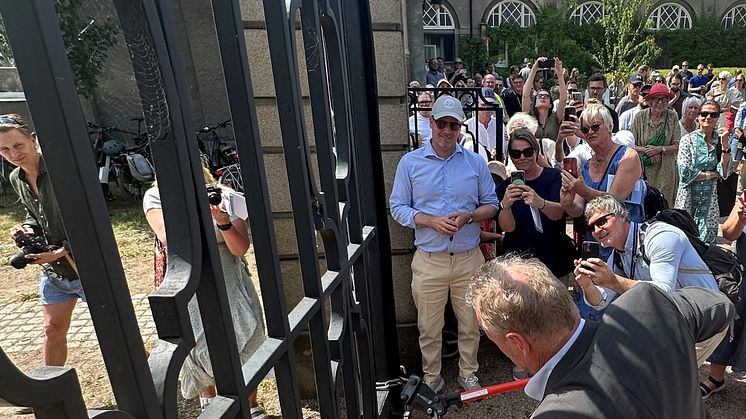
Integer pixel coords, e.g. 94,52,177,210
654,16,746,67
459,36,489,76
483,2,602,76
593,0,661,86
0,0,118,98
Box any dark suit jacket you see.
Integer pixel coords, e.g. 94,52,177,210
533,284,734,419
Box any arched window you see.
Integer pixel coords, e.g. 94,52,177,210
570,1,604,25
650,3,692,30
486,0,536,28
722,4,746,29
423,0,455,30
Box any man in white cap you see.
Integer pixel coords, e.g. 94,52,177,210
390,95,498,392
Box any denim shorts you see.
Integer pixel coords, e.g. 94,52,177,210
38,270,86,305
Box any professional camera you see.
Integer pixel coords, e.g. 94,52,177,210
9,232,49,269
206,184,223,206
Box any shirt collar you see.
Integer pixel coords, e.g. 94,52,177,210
423,141,463,159
18,154,46,182
524,318,586,401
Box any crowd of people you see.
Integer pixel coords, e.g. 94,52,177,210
397,57,746,415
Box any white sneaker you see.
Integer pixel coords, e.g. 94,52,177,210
425,375,445,392
457,374,480,390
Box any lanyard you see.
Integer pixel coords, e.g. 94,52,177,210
613,224,639,280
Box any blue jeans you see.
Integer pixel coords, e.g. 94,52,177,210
730,135,745,162
39,270,85,305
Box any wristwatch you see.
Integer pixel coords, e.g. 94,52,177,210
466,211,475,224
216,222,233,231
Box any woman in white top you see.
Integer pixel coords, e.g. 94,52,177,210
679,95,701,138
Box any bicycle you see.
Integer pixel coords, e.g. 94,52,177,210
196,119,238,174
88,120,154,202
0,158,18,207
216,163,243,193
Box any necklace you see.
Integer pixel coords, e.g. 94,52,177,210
592,149,610,163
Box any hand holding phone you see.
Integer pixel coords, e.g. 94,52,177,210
542,58,555,69
563,158,578,178
510,170,525,186
564,106,577,122
581,241,601,272
571,91,582,103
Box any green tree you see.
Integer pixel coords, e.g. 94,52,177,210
592,0,660,84
0,0,118,98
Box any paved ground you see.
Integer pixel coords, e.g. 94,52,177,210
0,294,158,355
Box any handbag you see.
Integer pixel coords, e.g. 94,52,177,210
640,117,668,167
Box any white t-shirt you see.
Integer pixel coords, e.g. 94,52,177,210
408,113,431,144
460,124,490,162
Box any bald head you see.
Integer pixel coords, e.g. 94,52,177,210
483,74,496,89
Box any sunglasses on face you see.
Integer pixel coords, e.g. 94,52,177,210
737,79,744,82
418,101,432,105
641,91,650,97
434,119,462,131
650,96,668,103
719,78,727,81
588,213,614,230
508,147,535,159
580,123,603,134
699,111,720,119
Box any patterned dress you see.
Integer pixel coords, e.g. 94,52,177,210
674,130,728,243
632,108,681,205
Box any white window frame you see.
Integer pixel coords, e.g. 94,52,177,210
486,0,536,28
722,4,746,29
570,1,604,26
650,2,692,30
423,0,455,30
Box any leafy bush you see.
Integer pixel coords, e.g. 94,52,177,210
0,0,118,98
653,16,746,68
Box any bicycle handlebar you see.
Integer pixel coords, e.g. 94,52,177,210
197,119,232,134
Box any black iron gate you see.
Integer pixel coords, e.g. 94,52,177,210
0,0,402,417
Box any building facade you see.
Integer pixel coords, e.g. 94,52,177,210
407,0,746,81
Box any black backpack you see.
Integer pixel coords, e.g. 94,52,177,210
640,209,743,305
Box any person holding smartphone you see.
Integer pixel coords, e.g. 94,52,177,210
522,57,566,144
497,128,574,279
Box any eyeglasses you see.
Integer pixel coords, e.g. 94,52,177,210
580,123,603,134
650,96,668,104
588,213,614,230
508,147,535,159
434,119,462,131
719,78,727,81
537,93,550,99
699,111,720,119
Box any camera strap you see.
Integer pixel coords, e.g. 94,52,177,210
64,253,79,278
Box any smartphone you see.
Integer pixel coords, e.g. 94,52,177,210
542,58,555,69
510,170,525,186
581,241,601,260
563,157,578,178
571,91,582,102
564,106,577,122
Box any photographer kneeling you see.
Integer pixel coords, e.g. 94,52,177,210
575,194,726,365
0,114,82,368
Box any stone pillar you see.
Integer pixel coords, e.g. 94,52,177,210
406,0,425,84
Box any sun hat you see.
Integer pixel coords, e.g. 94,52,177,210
646,83,673,99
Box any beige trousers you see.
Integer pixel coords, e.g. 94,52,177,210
696,328,729,367
411,247,485,382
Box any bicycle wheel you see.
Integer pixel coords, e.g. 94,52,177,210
115,167,143,202
218,163,243,193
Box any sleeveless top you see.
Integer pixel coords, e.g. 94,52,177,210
582,145,645,223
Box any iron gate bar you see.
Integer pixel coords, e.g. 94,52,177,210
338,2,403,415
208,0,303,411
0,1,161,417
298,0,369,417
262,0,344,417
110,0,251,416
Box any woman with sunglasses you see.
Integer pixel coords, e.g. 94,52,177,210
674,100,731,243
631,83,681,205
560,102,645,223
497,128,574,277
522,57,566,145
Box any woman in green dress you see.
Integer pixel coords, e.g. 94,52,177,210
675,100,732,243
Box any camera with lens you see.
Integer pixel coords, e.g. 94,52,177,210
206,184,223,206
9,232,49,269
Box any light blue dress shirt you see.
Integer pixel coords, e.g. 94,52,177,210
389,142,498,253
585,221,718,310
